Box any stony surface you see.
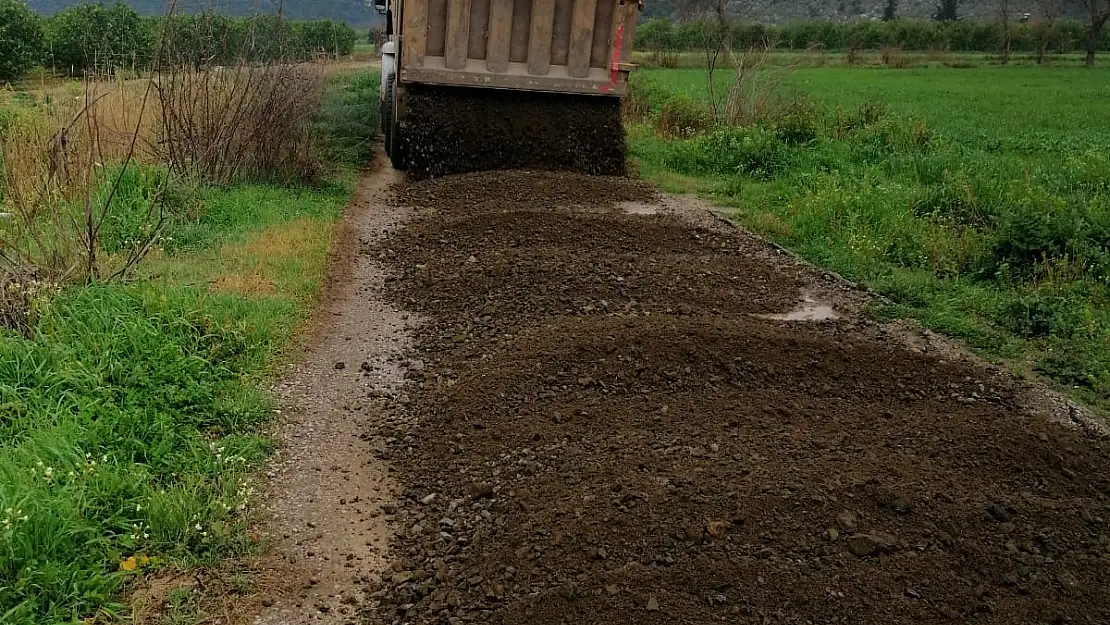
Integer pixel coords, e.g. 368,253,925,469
359,169,1110,625
246,158,411,625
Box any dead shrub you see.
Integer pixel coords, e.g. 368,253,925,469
926,47,951,64
804,43,829,67
0,81,169,334
0,266,60,337
880,46,906,68
648,50,680,69
155,63,326,185
718,43,799,127
846,41,862,66
621,84,652,123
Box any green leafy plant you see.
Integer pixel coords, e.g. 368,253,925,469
45,2,154,75
0,0,45,82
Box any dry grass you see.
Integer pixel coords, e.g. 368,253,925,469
156,63,326,185
207,217,333,298
747,211,792,238
880,46,907,68
1,79,163,294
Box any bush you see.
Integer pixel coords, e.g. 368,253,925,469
292,19,357,58
998,290,1086,338
773,99,821,145
655,96,713,138
981,193,1101,278
663,125,788,180
0,0,45,82
634,18,1110,53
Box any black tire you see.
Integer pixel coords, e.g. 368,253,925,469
381,73,395,157
387,80,407,170
389,117,405,170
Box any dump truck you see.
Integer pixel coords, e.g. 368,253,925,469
374,0,642,178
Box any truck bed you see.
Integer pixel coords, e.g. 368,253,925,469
398,0,640,96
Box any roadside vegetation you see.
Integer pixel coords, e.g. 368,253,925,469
627,62,1110,411
0,6,379,620
0,0,358,82
636,15,1110,63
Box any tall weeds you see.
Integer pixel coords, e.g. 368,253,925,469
0,80,166,335
155,63,325,186
0,9,332,335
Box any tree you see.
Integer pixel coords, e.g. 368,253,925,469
45,2,154,75
882,0,899,21
1033,0,1064,64
0,0,45,81
997,0,1012,64
1080,0,1110,66
934,0,960,21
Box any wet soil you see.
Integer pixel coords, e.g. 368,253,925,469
396,86,627,180
365,170,1110,625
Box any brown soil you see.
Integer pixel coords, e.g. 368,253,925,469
364,170,1110,625
396,86,627,179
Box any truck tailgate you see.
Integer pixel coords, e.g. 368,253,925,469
398,0,640,96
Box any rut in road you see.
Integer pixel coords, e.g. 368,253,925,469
364,170,1110,625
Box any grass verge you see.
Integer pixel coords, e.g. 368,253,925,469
629,66,1110,412
0,71,378,624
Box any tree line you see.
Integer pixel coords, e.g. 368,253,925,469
636,16,1110,56
0,0,358,81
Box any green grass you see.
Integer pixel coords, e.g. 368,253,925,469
640,66,1110,151
630,66,1110,411
0,72,376,624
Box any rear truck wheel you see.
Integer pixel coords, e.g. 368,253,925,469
381,73,395,157
388,81,408,170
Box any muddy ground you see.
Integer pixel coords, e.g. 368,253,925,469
363,170,1110,625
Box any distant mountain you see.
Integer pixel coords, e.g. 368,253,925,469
28,0,1084,26
27,1,381,25
641,0,1076,23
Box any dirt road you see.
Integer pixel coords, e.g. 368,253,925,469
356,169,1110,625
247,163,1110,625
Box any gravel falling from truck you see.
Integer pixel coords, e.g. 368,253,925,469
394,85,628,179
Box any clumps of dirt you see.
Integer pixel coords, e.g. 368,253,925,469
382,170,801,345
365,172,1110,625
395,85,628,179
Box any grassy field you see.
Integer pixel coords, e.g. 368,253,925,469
630,65,1110,410
0,69,379,624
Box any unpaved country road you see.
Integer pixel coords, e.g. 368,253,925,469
250,163,1110,625
248,157,411,625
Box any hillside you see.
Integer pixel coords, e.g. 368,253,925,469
643,0,1079,22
